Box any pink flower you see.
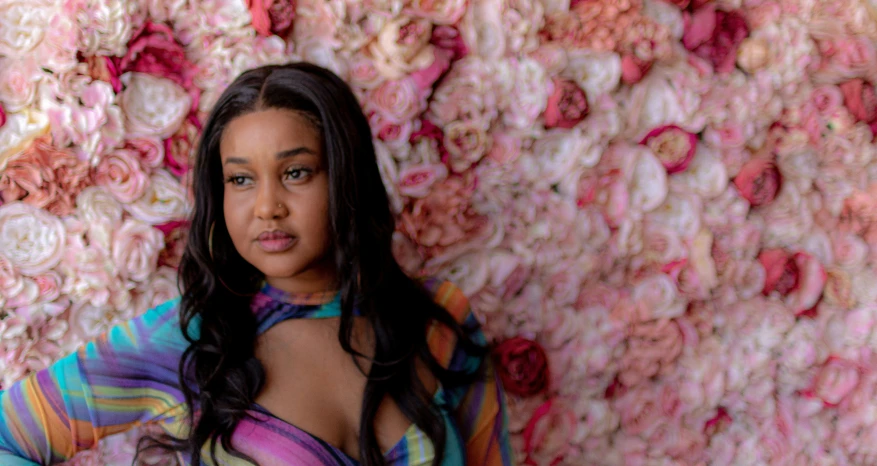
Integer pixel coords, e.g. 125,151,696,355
407,0,468,25
733,159,782,207
543,78,589,129
398,175,489,262
839,79,877,126
94,148,149,204
759,249,801,296
683,5,749,74
0,137,92,217
640,125,697,174
812,35,877,83
0,103,6,128
119,21,198,111
111,219,164,282
163,115,200,177
443,120,491,172
429,25,468,61
617,318,684,386
247,0,296,37
155,220,189,269
398,163,448,198
620,54,653,85
522,398,575,466
365,78,425,124
84,55,122,93
804,357,861,406
369,17,436,80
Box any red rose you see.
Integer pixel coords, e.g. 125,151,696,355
759,249,799,296
543,78,589,129
839,79,877,124
494,337,550,397
683,5,749,74
640,125,698,174
248,0,296,37
733,159,782,206
120,21,198,110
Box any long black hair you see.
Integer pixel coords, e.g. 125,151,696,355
136,63,486,465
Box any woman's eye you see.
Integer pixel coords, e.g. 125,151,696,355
284,168,311,181
225,175,251,186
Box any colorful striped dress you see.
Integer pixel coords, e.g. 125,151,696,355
0,279,514,465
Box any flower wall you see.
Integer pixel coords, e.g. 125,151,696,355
1,0,876,464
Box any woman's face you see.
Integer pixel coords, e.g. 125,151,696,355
219,108,335,293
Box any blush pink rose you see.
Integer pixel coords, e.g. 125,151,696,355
620,54,653,85
618,318,684,386
733,159,782,207
398,175,488,262
119,21,198,111
759,248,800,296
111,219,164,282
94,148,149,203
640,125,697,174
0,137,92,217
247,0,296,37
804,357,861,406
126,137,165,169
813,35,877,82
522,398,575,466
683,5,749,74
430,25,468,61
366,78,424,124
398,163,448,198
543,78,589,129
839,79,877,126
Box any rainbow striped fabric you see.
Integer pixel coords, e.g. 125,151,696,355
0,279,514,465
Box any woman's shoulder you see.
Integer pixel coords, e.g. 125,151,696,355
420,277,474,325
420,278,486,372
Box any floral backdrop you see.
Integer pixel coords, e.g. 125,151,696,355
1,0,877,464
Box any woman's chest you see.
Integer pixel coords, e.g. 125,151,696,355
252,319,418,461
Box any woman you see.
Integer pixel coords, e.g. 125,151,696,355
0,63,513,466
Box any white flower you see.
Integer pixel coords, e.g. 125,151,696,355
459,0,505,60
626,145,669,213
75,186,124,252
74,0,136,56
0,57,42,112
632,273,686,320
125,170,190,224
675,144,728,199
111,219,164,283
0,202,66,276
0,108,50,171
564,50,622,99
0,0,55,57
120,72,191,139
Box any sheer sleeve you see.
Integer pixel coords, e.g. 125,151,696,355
425,280,515,466
0,298,191,464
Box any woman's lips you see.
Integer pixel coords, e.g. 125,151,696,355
256,230,296,252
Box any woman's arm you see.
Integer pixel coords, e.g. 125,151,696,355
426,280,515,466
0,298,190,464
